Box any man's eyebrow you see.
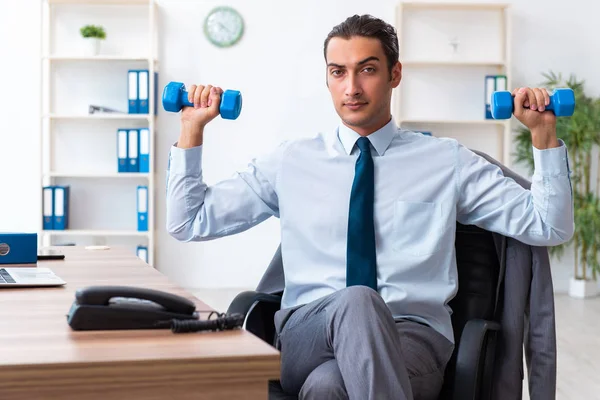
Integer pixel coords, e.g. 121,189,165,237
327,56,380,69
357,56,380,65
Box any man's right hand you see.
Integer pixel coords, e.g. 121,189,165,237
178,84,223,148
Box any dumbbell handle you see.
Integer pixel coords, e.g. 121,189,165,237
178,90,215,108
179,93,194,108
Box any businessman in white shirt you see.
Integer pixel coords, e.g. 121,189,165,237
166,14,574,400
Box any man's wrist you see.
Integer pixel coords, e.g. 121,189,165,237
531,128,560,150
178,122,204,148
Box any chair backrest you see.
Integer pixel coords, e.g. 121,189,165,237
438,221,502,398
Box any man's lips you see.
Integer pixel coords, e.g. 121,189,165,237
344,102,367,110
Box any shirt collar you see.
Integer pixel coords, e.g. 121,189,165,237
337,117,397,156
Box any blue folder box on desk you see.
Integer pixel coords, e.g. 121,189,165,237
0,233,37,264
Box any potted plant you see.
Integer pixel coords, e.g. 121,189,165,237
514,71,600,298
80,25,106,56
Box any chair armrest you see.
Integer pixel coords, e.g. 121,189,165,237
453,319,501,400
226,290,282,317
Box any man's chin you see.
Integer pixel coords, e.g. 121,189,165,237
341,115,371,129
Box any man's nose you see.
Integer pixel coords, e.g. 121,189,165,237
345,75,362,97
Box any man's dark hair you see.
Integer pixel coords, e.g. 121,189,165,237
323,14,399,76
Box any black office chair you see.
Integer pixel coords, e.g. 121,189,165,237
227,222,503,400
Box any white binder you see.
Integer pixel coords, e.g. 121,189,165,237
128,129,139,172
138,70,149,114
128,70,138,113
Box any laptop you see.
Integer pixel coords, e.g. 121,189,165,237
0,267,66,287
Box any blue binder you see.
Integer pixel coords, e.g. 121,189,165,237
43,186,54,229
484,75,508,119
0,233,37,265
136,245,148,263
139,128,150,173
117,129,128,173
128,70,139,114
153,71,158,115
138,70,149,114
137,185,148,232
128,129,139,172
485,75,495,119
137,70,159,115
53,186,70,230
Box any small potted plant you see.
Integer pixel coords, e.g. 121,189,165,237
80,25,106,56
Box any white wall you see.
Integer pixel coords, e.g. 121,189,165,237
1,0,598,293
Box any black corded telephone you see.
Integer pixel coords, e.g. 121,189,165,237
67,285,244,333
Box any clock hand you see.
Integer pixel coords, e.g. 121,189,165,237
217,21,232,35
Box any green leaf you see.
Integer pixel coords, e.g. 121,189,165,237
80,25,106,39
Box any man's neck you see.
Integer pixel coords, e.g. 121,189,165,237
344,116,392,137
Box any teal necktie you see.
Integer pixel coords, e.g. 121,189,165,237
346,137,377,290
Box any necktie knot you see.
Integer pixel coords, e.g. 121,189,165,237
356,137,371,153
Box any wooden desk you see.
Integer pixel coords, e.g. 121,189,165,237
0,246,280,399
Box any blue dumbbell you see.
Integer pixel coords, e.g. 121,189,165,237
162,81,242,120
491,88,575,119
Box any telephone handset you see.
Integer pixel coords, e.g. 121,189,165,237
67,285,245,332
67,285,199,331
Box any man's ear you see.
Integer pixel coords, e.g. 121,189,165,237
390,61,402,88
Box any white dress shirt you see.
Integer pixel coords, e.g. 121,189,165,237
165,118,574,343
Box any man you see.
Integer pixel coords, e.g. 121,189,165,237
166,14,573,400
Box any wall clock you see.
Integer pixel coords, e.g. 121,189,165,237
204,6,244,48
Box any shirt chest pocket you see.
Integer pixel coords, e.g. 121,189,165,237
393,201,443,256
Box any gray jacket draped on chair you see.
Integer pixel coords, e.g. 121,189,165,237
256,150,557,400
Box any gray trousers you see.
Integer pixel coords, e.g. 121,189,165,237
274,286,454,400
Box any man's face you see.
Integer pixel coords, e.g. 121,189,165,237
326,36,402,135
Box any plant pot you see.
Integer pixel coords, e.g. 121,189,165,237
568,277,599,298
82,38,101,56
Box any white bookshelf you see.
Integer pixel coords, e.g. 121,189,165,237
394,2,512,166
40,0,158,266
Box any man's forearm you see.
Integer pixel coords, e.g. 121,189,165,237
177,122,204,148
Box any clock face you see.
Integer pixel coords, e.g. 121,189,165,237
204,6,244,48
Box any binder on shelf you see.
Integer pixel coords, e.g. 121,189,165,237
136,245,148,264
138,70,149,114
128,70,139,114
117,129,128,173
485,75,495,119
43,186,54,230
495,75,507,92
153,71,159,115
485,75,508,119
128,129,139,172
53,186,70,230
139,128,150,173
137,69,159,115
137,185,148,232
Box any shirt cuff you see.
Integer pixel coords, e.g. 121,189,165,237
168,143,203,175
532,139,570,177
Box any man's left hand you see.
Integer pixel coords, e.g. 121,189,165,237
512,86,560,150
